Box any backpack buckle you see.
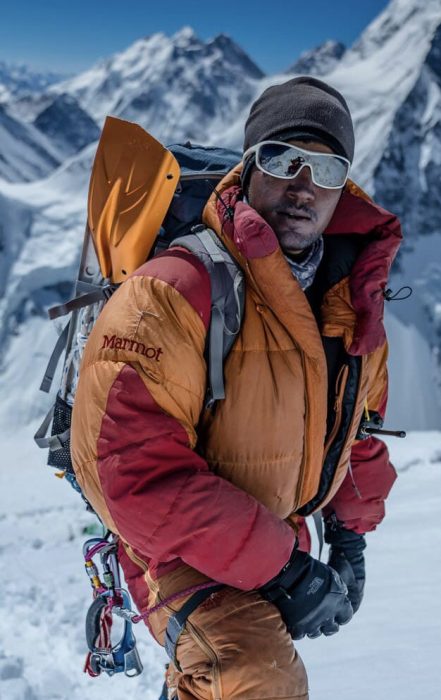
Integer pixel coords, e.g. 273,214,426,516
102,285,117,301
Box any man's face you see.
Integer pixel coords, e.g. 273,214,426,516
247,140,343,255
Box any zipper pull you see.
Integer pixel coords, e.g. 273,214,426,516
348,463,362,499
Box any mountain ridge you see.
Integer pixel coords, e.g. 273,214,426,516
0,60,67,103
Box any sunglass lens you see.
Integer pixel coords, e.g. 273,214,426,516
309,153,348,188
258,143,297,177
257,143,348,188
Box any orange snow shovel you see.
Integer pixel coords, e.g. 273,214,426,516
88,116,180,283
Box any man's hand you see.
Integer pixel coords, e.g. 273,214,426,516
325,515,366,613
259,544,353,640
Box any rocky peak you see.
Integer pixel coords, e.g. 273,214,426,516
287,40,346,76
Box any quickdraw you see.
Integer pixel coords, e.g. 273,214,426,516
82,534,222,680
83,535,143,678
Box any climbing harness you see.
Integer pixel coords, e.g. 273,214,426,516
83,535,143,677
83,534,223,678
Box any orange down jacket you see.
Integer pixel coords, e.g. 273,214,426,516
71,169,401,599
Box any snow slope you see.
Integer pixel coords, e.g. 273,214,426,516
0,106,62,183
0,430,439,699
33,94,100,158
384,311,441,430
285,40,346,77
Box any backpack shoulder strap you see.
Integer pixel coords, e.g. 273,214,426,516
171,226,245,408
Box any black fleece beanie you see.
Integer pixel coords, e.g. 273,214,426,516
244,76,354,160
242,76,354,189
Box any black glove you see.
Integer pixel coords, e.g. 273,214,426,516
260,543,353,640
325,515,366,614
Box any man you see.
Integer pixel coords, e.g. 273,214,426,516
71,77,401,699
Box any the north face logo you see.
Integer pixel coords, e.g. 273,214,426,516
306,577,325,596
101,334,163,361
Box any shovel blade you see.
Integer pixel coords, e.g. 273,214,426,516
88,117,180,283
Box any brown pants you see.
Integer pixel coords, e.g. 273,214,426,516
147,566,309,700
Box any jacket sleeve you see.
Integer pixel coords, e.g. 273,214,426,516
72,249,295,590
323,341,397,534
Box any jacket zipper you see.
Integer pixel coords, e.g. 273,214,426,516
313,355,366,512
323,364,350,461
244,261,326,513
294,351,310,508
185,619,222,700
295,362,349,509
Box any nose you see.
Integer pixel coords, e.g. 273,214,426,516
286,164,315,204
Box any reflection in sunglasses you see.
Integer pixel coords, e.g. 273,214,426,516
287,157,305,175
246,141,350,189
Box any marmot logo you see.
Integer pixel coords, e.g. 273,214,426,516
101,334,163,361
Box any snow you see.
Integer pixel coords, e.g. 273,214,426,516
0,428,439,699
384,311,441,430
0,165,88,377
303,431,441,700
0,107,62,183
285,40,346,77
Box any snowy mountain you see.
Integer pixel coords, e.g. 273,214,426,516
0,1,441,435
0,105,62,182
371,21,441,358
286,40,346,76
0,60,66,102
219,0,441,418
33,93,100,157
345,0,441,388
48,27,265,142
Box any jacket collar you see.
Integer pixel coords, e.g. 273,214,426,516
203,167,403,355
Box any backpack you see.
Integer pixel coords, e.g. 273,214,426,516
34,117,245,504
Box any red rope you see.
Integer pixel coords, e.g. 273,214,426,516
131,581,220,623
82,581,221,678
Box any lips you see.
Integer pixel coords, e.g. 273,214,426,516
277,210,312,221
276,211,313,230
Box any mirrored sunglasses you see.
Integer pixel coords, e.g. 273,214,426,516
243,140,351,190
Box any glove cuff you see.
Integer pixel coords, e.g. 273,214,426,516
260,541,312,600
324,514,366,553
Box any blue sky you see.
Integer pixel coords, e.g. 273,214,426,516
0,0,390,75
